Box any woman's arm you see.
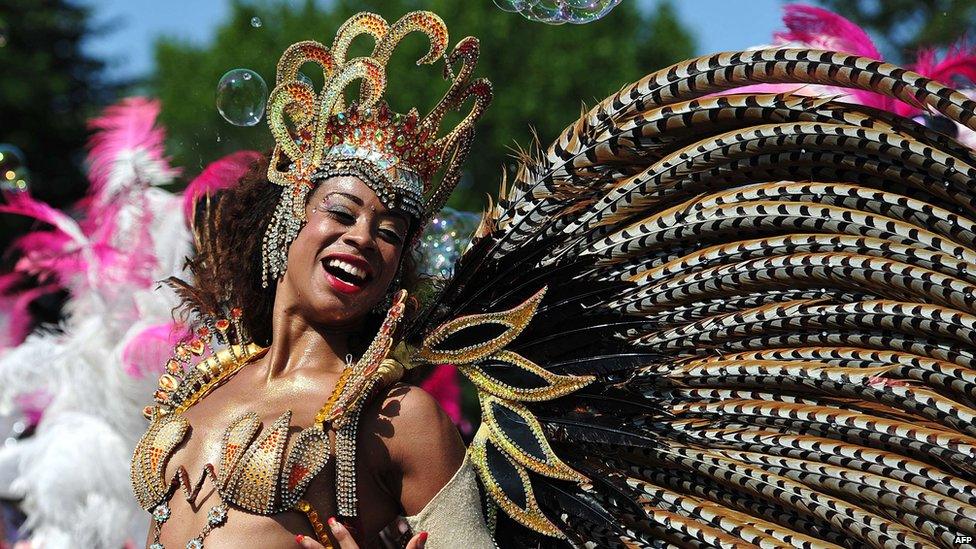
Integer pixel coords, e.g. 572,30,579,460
385,384,467,516
387,385,496,548
297,384,472,549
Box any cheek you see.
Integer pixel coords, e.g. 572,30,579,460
379,245,404,283
284,220,334,282
288,224,322,264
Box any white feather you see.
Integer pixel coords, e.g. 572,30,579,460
0,183,192,546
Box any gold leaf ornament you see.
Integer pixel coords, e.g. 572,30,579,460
469,426,565,538
417,286,547,365
461,350,594,402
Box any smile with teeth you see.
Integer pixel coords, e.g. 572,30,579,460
323,258,371,288
322,256,372,294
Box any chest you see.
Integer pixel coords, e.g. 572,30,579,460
166,368,336,483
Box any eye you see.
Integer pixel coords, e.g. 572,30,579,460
380,227,404,245
326,207,355,224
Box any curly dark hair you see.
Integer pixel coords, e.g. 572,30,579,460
171,154,421,349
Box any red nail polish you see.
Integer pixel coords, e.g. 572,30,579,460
418,531,429,545
327,516,338,527
295,534,304,544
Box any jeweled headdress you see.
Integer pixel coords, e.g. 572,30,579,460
262,11,492,286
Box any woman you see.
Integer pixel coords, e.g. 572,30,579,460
131,11,495,549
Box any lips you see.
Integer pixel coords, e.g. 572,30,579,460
321,253,373,294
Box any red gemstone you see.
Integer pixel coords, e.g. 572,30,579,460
288,464,309,490
188,339,205,355
166,359,184,375
231,307,243,319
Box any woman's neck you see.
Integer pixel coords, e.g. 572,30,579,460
264,294,361,380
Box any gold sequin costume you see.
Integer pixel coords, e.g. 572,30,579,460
132,293,411,547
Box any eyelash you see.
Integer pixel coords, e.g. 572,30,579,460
325,207,403,244
380,228,404,245
326,208,355,223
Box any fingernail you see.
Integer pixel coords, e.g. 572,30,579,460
327,516,337,527
418,531,429,547
295,534,304,544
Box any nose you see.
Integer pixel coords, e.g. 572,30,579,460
341,217,377,253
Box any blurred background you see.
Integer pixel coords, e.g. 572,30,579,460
4,0,975,238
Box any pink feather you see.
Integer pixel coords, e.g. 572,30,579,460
121,322,190,378
0,272,61,347
0,192,87,246
1,194,156,294
14,390,52,427
913,40,976,85
772,5,976,119
773,4,892,110
86,97,179,203
181,150,262,223
886,41,976,116
420,364,463,425
775,4,882,59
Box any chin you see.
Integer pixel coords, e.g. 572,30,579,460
304,281,380,325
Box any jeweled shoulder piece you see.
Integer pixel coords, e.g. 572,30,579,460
262,11,492,285
413,286,594,537
144,307,260,420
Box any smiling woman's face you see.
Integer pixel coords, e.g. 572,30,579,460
280,175,409,326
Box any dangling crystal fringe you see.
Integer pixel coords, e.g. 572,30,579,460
335,404,362,517
261,186,310,288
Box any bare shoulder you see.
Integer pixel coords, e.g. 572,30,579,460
382,383,450,425
366,382,467,515
372,382,464,461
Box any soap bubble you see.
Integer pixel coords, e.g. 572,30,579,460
0,145,30,196
527,1,566,24
215,68,268,127
492,0,538,13
419,208,482,279
250,16,262,28
495,0,622,24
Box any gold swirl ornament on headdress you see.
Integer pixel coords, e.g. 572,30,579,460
261,11,491,287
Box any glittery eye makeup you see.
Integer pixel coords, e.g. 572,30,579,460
319,192,406,245
317,193,353,220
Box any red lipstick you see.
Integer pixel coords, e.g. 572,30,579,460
321,253,373,294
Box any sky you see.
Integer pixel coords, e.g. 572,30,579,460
80,0,786,82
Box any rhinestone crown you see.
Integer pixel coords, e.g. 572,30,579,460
266,11,491,225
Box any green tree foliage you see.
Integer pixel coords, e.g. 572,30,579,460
816,0,976,64
153,0,695,209
0,0,116,276
0,0,114,206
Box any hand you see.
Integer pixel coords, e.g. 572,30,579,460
295,517,429,549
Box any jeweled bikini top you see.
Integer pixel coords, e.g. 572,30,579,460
131,347,332,515
131,291,410,545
